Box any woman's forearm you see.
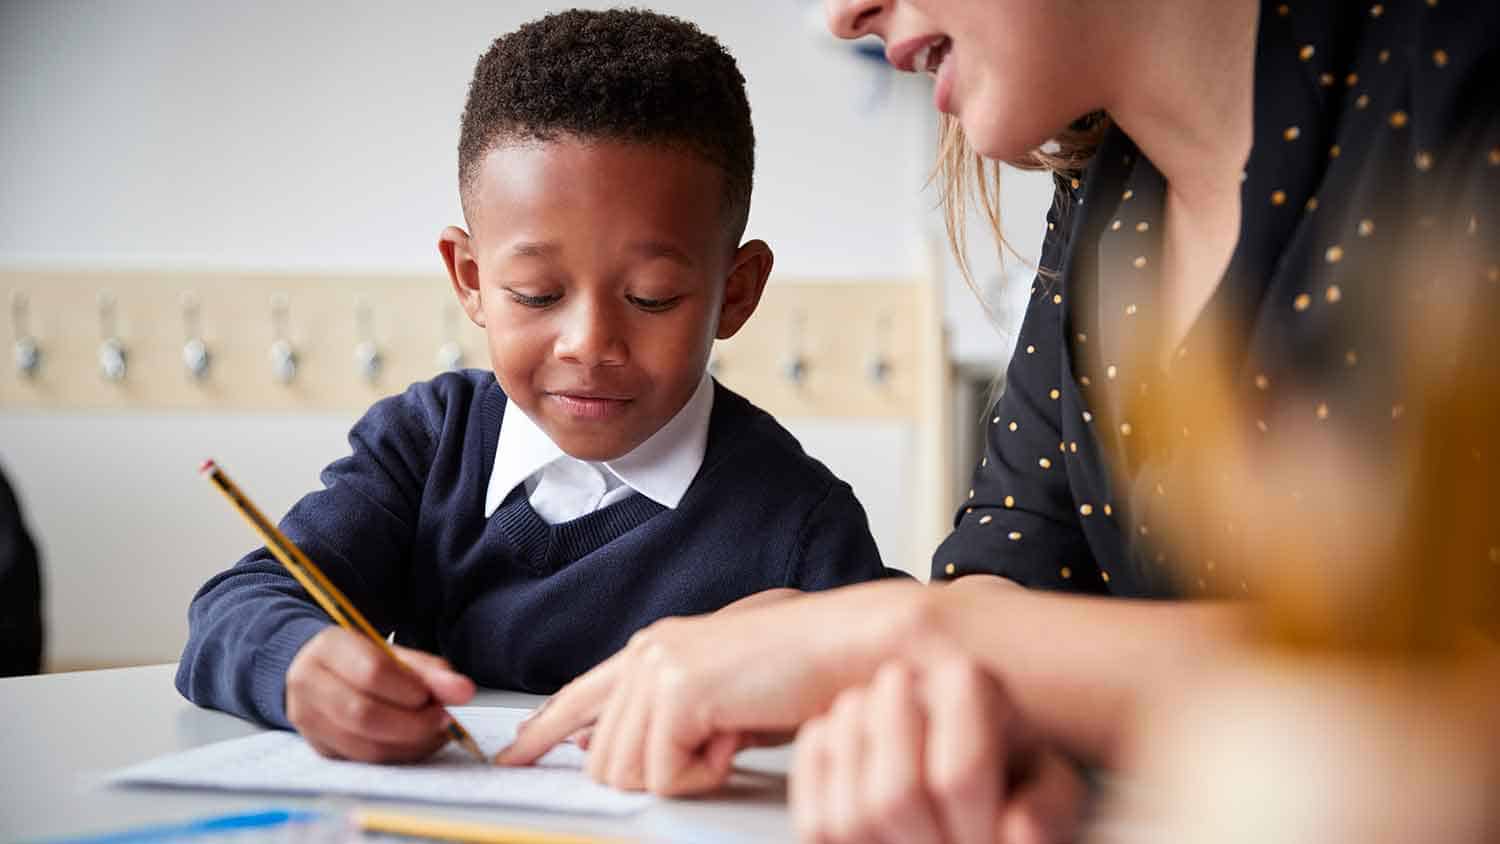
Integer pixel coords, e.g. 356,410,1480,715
920,577,1248,767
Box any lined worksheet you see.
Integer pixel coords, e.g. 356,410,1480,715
107,706,651,816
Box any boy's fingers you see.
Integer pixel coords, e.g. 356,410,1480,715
297,659,451,745
496,655,621,766
317,630,431,709
397,647,476,705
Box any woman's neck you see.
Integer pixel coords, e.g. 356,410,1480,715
1095,0,1260,210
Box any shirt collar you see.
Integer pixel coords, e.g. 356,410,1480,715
485,373,715,517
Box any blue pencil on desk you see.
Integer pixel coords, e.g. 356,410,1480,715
199,459,487,763
41,809,323,843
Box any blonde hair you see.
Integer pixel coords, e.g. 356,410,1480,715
934,112,1109,292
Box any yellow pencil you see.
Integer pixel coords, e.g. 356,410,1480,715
200,458,487,762
352,808,631,844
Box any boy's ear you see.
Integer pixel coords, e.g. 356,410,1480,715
439,226,486,328
716,239,774,340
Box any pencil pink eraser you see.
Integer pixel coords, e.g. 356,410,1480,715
200,458,218,475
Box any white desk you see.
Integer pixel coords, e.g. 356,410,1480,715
0,664,795,843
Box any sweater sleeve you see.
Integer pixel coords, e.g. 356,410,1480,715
787,480,910,590
175,382,444,728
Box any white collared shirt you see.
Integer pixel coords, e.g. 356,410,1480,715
484,374,714,523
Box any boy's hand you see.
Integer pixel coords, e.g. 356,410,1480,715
285,627,476,763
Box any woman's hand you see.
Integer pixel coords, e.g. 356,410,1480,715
285,627,476,763
792,657,1089,844
495,579,931,792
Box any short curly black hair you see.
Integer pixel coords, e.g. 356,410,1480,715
459,8,755,242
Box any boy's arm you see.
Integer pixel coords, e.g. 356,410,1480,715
787,480,911,590
175,385,442,728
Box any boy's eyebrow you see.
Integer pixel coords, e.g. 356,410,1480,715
508,241,560,259
626,240,695,267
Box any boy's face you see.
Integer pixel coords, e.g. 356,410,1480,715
441,139,772,461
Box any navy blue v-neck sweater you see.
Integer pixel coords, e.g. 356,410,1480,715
177,370,891,728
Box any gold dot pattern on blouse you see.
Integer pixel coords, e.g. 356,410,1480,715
1326,285,1343,303
1106,365,1119,379
1026,344,1036,354
1415,151,1434,171
978,514,993,525
1120,422,1134,436
1122,189,1135,201
1346,349,1359,366
1299,44,1316,61
1008,531,1023,541
1132,255,1148,269
1255,373,1271,390
1370,3,1383,17
1320,72,1335,87
1306,197,1320,211
1104,504,1113,516
1049,388,1061,400
1004,495,1015,508
1358,218,1375,236
1284,126,1301,141
1378,49,1391,64
1356,94,1371,109
1433,49,1449,67
1389,110,1409,129
1345,73,1359,87
1294,292,1313,311
1061,566,1072,579
1330,144,1342,158
1110,219,1122,231
1101,571,1112,584
1080,504,1094,516
944,562,956,576
1325,245,1345,263
1317,402,1330,420
1052,293,1063,305
968,488,975,499
1082,411,1094,423
1125,304,1138,315
1271,189,1288,206
1008,420,1019,432
1489,148,1500,166
1038,457,1053,469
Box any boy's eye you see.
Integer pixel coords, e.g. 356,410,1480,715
505,289,560,308
627,295,682,312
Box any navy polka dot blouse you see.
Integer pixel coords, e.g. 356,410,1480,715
933,0,1500,597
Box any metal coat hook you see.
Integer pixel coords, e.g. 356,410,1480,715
783,310,808,385
867,313,892,385
11,292,41,379
269,294,298,385
96,291,127,382
180,292,211,381
436,303,465,372
353,298,383,384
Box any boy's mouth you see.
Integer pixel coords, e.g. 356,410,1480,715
547,391,633,420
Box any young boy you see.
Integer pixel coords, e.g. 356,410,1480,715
175,9,889,763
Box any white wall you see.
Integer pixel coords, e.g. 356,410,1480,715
1,0,957,669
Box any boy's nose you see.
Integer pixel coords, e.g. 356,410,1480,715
555,301,628,367
825,0,888,40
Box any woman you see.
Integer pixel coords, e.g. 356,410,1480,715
501,0,1500,840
